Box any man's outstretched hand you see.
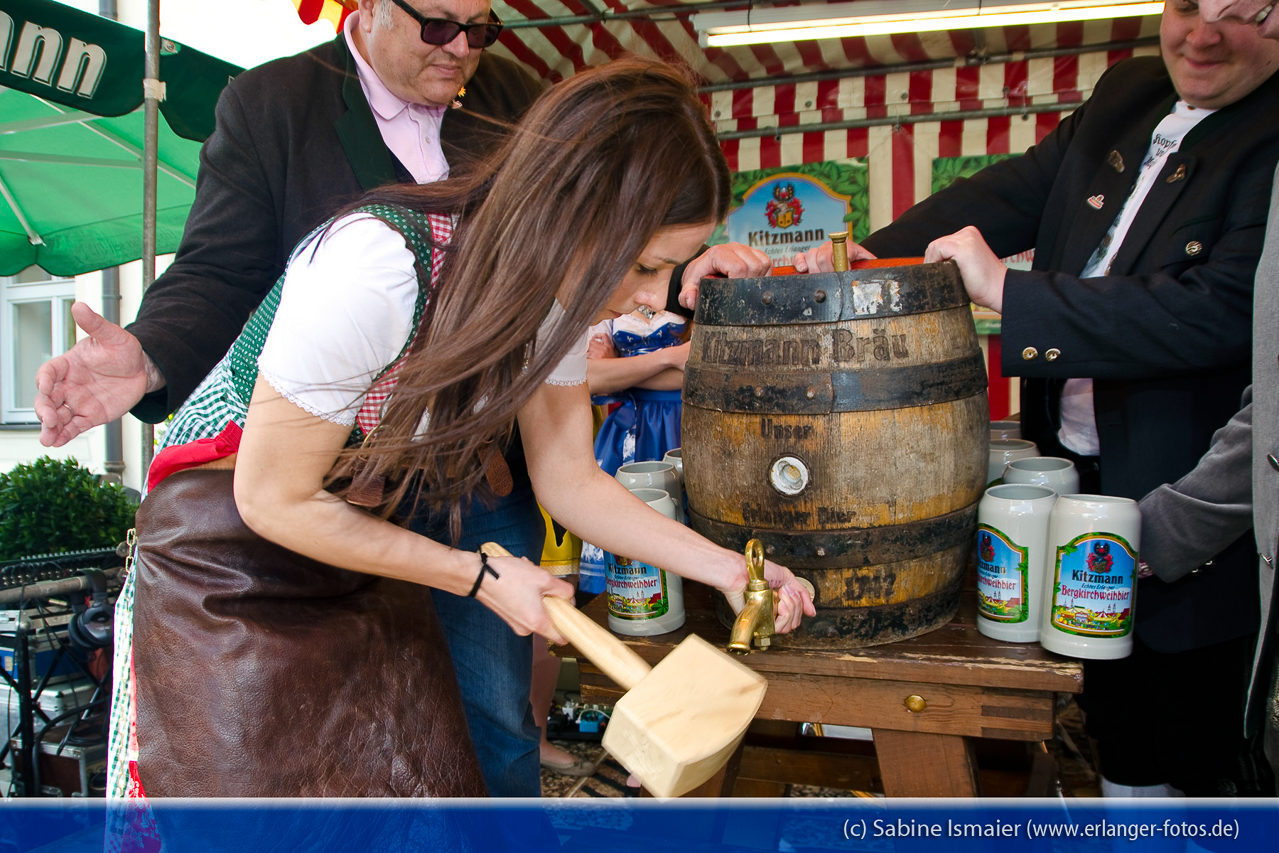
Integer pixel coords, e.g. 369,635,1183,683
34,302,161,447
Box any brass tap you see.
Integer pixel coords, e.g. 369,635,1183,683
728,539,775,654
829,231,850,272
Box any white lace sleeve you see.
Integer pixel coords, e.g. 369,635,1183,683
257,214,419,424
538,301,589,387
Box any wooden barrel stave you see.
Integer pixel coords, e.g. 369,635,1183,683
683,396,988,530
684,262,988,649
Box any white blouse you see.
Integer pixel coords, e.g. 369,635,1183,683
258,214,588,426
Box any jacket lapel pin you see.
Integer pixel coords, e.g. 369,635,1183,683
1087,194,1105,210
1107,150,1124,173
1166,164,1187,183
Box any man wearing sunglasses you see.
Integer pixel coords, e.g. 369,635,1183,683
38,0,548,799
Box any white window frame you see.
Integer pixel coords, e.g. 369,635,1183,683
2,270,77,424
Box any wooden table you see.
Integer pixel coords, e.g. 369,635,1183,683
563,582,1082,798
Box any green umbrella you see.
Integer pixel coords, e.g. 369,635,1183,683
0,0,242,276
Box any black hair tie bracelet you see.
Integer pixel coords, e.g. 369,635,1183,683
467,550,501,597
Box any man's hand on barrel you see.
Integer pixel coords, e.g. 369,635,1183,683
676,242,773,311
791,239,876,273
924,226,1007,313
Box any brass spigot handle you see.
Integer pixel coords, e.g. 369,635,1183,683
745,538,767,587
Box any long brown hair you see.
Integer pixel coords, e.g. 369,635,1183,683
326,58,730,531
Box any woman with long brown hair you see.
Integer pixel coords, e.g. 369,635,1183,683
112,58,814,799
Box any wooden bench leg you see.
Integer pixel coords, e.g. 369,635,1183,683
872,730,979,797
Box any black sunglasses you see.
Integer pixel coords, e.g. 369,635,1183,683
386,0,504,49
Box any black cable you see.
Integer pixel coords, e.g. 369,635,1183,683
6,592,109,796
31,694,108,797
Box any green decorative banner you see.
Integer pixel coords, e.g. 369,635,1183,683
712,159,869,258
931,153,1019,195
0,0,241,140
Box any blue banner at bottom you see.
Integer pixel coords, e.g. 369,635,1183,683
1,799,1277,853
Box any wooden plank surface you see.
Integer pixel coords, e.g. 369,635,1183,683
563,580,1079,799
755,672,1056,739
581,668,1055,740
563,582,1082,694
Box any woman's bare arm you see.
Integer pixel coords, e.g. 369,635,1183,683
518,380,814,631
233,377,572,641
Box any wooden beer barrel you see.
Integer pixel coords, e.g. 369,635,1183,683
683,260,988,648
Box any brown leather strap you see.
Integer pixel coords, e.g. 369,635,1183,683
481,443,513,497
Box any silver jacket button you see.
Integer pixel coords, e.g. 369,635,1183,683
1185,240,1203,256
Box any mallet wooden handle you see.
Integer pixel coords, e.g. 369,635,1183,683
480,542,653,691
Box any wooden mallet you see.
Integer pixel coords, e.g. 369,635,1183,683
481,542,767,797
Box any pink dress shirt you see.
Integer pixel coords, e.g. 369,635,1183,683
343,12,449,184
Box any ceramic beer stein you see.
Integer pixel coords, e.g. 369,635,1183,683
606,488,686,635
1039,495,1141,660
616,460,682,522
987,439,1039,487
989,420,1022,440
662,448,686,519
661,448,684,485
976,485,1057,642
1001,457,1080,496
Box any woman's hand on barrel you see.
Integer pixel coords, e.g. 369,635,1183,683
923,226,1006,313
792,240,876,273
475,554,574,645
764,562,818,633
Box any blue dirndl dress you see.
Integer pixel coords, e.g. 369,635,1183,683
579,313,686,593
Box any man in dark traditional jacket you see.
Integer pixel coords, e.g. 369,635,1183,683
791,0,1279,796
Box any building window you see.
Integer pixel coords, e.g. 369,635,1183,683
2,267,76,424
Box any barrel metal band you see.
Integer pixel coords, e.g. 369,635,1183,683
776,578,965,648
694,264,967,327
684,350,987,414
688,502,979,568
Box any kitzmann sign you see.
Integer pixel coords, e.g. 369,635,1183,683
0,0,240,140
1,0,145,116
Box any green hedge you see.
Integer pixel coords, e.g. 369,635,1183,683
0,457,136,561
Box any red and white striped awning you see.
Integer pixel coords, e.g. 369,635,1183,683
290,2,1161,84
491,2,1159,83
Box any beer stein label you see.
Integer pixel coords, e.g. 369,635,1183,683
1049,533,1137,637
606,554,671,619
976,524,1029,623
